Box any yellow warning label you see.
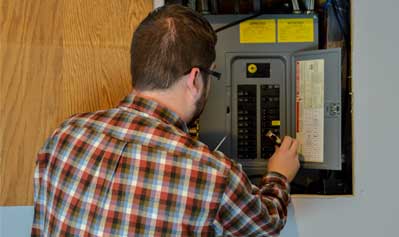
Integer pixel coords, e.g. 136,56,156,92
272,120,281,126
278,18,314,43
240,19,276,43
248,64,257,73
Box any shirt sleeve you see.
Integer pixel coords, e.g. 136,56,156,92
31,152,49,236
213,161,290,237
31,133,57,237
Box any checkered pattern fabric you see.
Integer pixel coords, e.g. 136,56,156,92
32,93,290,236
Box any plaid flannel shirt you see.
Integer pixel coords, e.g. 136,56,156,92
32,93,290,236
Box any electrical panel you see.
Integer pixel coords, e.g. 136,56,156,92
199,14,344,194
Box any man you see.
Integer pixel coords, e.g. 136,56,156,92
32,4,299,236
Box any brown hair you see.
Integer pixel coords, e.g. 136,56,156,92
130,4,217,91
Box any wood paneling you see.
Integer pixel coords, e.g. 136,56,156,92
0,0,153,205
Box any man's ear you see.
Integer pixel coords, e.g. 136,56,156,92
186,68,202,99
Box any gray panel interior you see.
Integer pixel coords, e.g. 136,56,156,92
229,54,287,174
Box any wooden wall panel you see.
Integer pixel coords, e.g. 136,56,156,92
0,0,153,205
0,45,64,205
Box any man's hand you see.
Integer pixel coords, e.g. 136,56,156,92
267,136,300,182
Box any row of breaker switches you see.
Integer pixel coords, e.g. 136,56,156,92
237,85,257,159
261,84,281,159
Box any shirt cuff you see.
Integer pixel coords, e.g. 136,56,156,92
260,171,291,204
264,171,288,183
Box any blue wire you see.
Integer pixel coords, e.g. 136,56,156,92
332,0,349,41
323,0,333,10
324,0,349,41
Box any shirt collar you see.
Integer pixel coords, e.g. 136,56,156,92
118,93,188,133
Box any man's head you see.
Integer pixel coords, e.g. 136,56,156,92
130,4,217,123
130,4,217,91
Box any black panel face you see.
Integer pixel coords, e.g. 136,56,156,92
261,85,280,159
246,63,271,78
237,85,257,159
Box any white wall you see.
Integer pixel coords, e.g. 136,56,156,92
153,0,164,9
1,0,399,236
0,206,33,236
281,0,399,236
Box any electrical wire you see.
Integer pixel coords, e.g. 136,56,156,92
215,12,264,33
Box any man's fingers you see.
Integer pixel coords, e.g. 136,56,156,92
280,136,292,150
289,139,298,153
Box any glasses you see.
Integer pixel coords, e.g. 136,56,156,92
183,66,222,80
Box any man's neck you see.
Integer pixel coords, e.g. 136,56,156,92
134,88,191,123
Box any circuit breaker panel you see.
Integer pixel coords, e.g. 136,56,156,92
199,14,343,192
228,54,290,175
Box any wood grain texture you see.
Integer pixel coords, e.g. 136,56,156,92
0,0,153,206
